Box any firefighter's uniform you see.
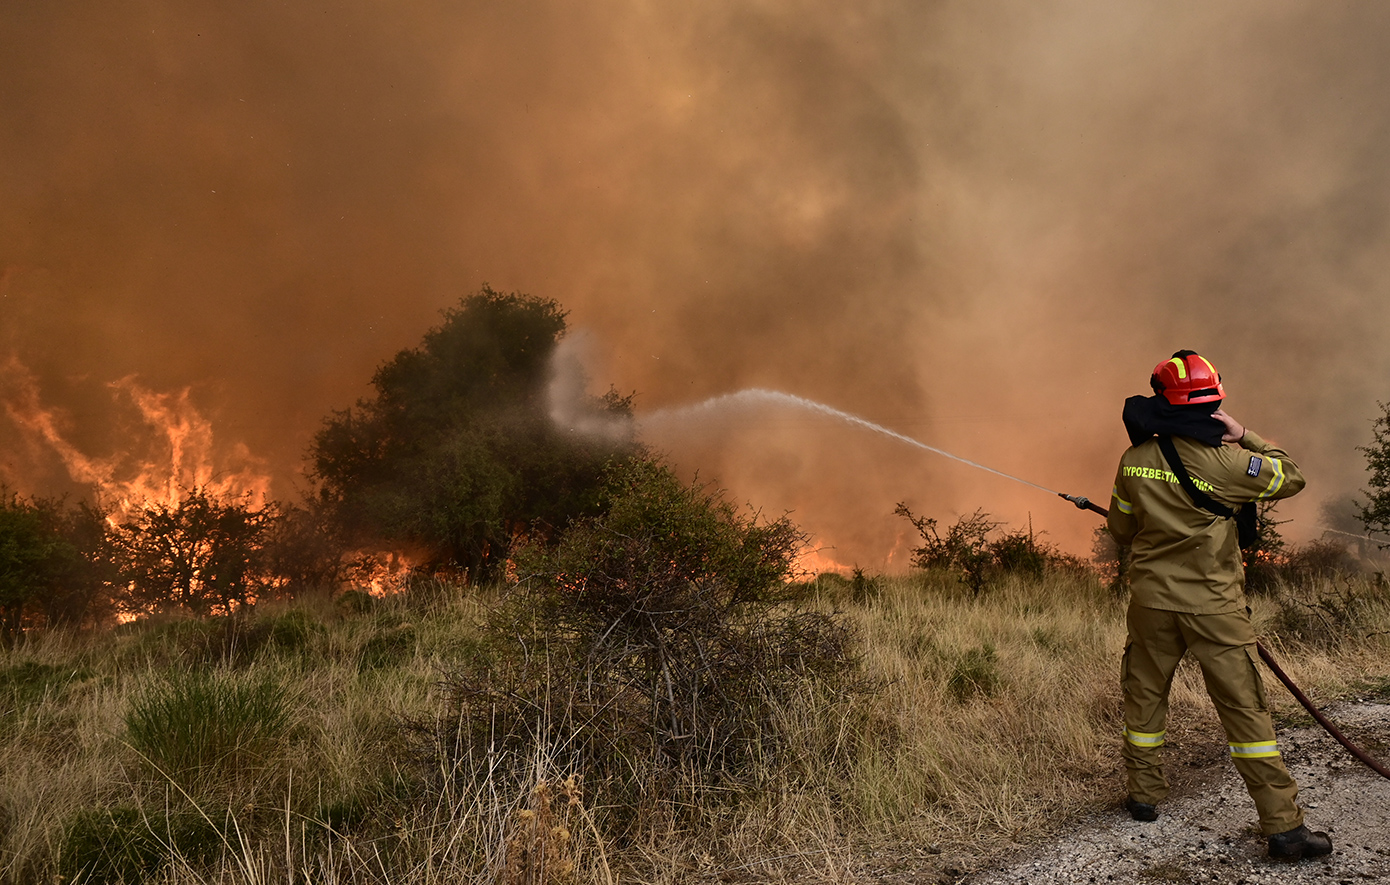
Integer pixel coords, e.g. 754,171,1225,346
1108,430,1306,835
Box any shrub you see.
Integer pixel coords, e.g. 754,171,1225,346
436,460,860,835
0,661,91,736
1268,573,1389,647
335,588,376,615
1281,539,1359,588
126,610,323,669
358,623,416,672
792,570,850,600
254,608,321,658
498,777,586,885
1242,502,1291,595
1091,525,1130,595
895,506,997,593
261,502,350,593
851,566,881,603
124,669,291,792
895,505,1085,593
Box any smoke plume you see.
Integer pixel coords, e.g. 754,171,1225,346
4,2,1390,565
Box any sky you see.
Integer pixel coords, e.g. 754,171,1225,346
3,1,1389,567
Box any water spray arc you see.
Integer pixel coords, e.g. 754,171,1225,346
640,388,1064,496
643,387,1390,782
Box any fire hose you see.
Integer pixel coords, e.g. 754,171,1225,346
1060,492,1390,781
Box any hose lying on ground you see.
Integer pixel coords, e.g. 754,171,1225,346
1254,642,1390,779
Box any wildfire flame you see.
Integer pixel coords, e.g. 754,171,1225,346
1,356,271,523
796,546,851,578
350,549,424,597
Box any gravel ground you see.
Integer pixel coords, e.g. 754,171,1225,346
967,703,1390,885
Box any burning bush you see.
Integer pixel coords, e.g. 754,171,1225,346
1239,501,1290,595
435,459,859,837
309,287,640,581
114,488,280,617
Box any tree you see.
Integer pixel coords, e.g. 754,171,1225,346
0,493,53,646
309,287,638,579
31,498,119,629
1358,401,1390,546
115,489,276,616
0,491,113,645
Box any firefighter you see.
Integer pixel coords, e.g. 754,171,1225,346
1107,350,1332,860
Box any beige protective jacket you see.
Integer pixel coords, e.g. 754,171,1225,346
1108,430,1305,613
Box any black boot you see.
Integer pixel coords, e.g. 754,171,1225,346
1267,824,1333,860
1124,797,1158,822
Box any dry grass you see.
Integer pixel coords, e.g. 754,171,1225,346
806,571,1128,848
1,571,1386,884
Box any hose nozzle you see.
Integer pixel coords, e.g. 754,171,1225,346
1059,492,1110,518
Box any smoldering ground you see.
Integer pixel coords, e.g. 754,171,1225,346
4,1,1390,566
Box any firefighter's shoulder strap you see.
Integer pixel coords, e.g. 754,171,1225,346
1155,434,1258,549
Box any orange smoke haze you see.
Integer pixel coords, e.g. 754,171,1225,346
4,2,1390,566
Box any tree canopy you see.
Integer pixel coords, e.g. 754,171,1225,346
0,492,113,646
1358,401,1390,544
114,489,278,617
309,287,637,578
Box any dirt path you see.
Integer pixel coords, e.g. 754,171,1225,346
967,703,1390,885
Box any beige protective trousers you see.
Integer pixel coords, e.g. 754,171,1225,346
1121,604,1303,835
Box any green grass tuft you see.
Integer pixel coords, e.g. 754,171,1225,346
946,643,1000,702
123,668,291,791
0,661,92,730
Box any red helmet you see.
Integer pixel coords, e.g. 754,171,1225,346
1150,350,1224,405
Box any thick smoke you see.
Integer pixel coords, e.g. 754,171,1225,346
4,2,1390,565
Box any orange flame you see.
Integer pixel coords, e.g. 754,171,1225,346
796,546,851,578
2,355,113,490
1,356,271,522
349,549,423,597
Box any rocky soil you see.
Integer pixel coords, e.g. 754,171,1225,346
967,702,1390,885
